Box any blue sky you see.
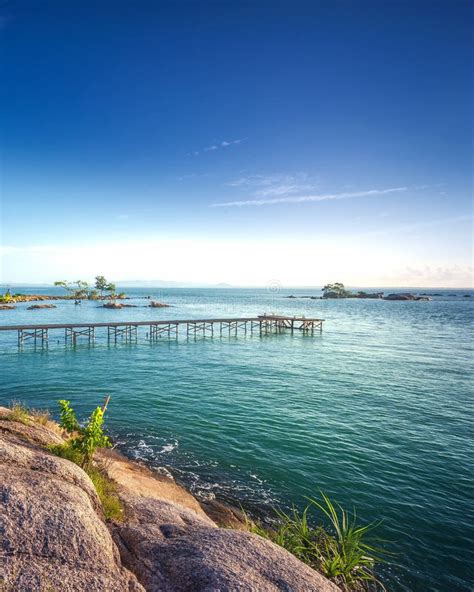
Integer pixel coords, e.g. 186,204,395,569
0,0,472,286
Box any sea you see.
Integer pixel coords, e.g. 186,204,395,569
0,286,472,591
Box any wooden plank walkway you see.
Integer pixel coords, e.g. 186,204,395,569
0,315,324,347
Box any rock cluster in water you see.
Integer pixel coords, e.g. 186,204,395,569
285,292,432,301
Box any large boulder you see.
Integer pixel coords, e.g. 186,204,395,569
111,495,339,592
0,421,144,591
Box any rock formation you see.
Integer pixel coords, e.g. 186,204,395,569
0,407,338,592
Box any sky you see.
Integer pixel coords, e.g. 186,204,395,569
0,0,472,288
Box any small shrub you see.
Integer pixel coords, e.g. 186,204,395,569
58,400,111,467
248,493,387,591
58,399,80,433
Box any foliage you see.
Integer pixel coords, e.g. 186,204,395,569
54,280,73,295
48,441,84,465
7,401,31,425
58,400,111,467
76,406,111,464
94,275,117,299
248,493,387,591
58,399,80,433
53,276,120,300
0,289,13,303
322,282,351,298
95,275,108,297
87,464,124,521
49,442,123,521
73,280,89,299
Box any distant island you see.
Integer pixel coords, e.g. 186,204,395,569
0,275,173,310
284,282,432,301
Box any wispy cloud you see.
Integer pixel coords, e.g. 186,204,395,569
227,173,318,197
190,138,246,156
211,186,408,207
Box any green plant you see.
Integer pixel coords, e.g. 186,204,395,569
54,280,73,297
49,442,123,521
58,399,111,467
322,282,351,298
0,289,13,303
87,464,123,521
48,442,84,465
73,280,89,299
248,493,387,591
58,399,80,432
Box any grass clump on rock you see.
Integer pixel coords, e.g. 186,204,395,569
7,401,32,425
6,401,51,427
49,442,123,522
248,492,388,591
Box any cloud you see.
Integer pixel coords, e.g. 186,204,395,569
227,173,318,198
191,138,246,156
211,186,408,207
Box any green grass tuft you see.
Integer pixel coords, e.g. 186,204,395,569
86,465,124,521
247,493,388,591
49,443,124,522
48,442,84,465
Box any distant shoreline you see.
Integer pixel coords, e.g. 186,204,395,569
1,283,473,291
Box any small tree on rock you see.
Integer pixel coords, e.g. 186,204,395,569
95,276,108,299
54,280,73,297
58,398,111,467
322,282,350,298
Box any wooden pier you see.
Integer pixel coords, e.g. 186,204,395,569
0,315,324,348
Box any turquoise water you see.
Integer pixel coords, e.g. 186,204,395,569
1,287,473,591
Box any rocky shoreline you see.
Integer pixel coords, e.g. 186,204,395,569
1,294,132,303
0,407,337,591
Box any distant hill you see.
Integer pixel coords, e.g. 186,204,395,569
114,280,234,288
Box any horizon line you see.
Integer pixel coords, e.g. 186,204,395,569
1,282,473,291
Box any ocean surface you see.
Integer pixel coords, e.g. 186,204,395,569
0,286,473,591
